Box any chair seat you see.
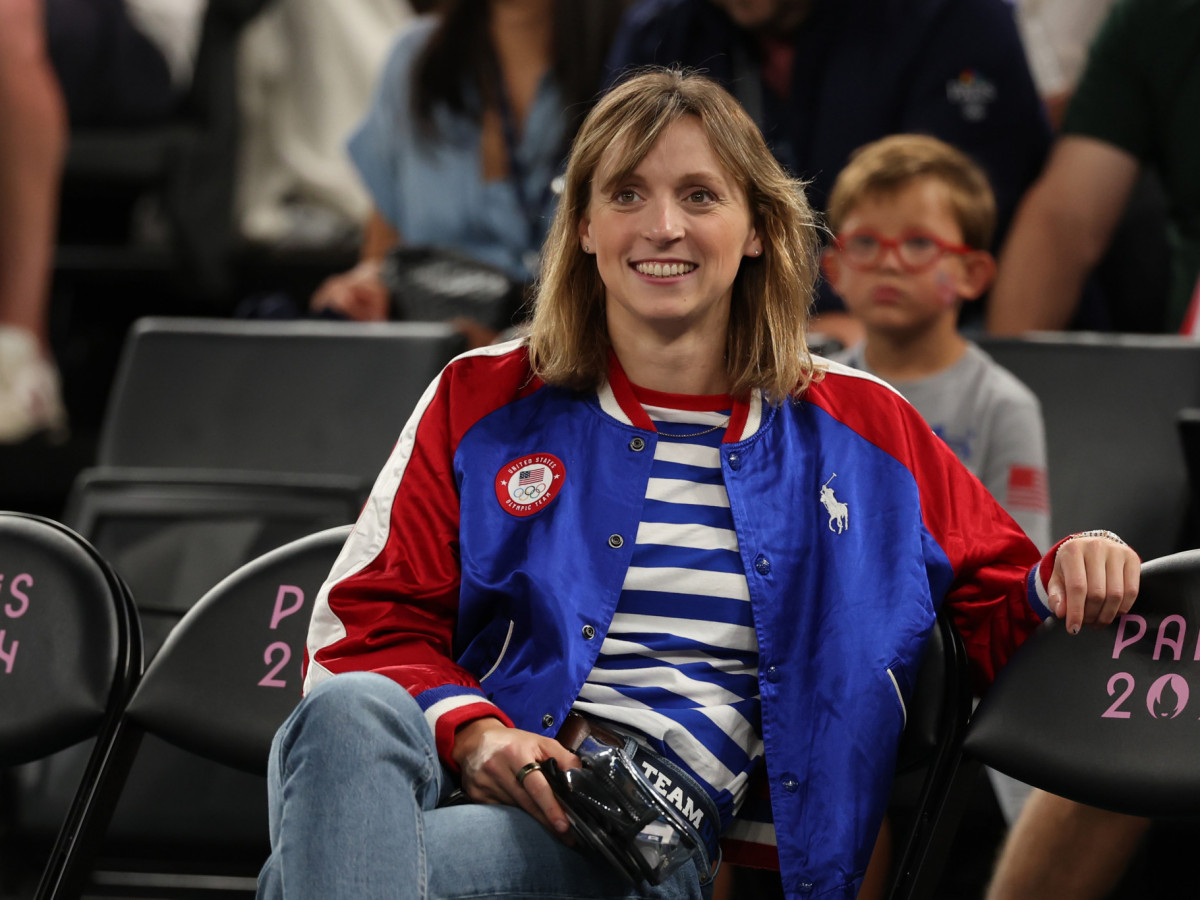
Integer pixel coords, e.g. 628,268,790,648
965,548,1200,817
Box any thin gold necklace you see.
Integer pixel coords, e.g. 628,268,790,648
655,417,731,439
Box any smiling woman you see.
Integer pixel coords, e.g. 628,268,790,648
529,69,821,403
257,68,1142,900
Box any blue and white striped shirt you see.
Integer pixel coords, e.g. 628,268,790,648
574,388,764,830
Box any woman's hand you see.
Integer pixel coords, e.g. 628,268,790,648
1047,534,1140,635
310,259,389,321
451,718,580,838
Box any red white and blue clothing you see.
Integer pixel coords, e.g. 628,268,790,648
577,384,759,835
305,341,1058,900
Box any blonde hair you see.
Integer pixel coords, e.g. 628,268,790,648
826,134,996,250
526,68,822,404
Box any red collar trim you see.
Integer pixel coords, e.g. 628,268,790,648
606,350,656,430
606,350,751,442
630,383,732,412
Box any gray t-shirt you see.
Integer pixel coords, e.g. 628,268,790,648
834,341,1051,552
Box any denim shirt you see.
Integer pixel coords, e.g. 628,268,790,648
348,17,565,283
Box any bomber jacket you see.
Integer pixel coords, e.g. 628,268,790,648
305,342,1054,900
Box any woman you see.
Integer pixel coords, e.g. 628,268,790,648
308,0,628,324
260,70,1139,900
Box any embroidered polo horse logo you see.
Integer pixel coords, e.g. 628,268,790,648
820,474,849,534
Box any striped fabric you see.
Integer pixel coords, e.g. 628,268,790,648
574,394,764,832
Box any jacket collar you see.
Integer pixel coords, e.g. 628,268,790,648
597,350,762,443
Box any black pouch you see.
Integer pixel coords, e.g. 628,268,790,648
542,734,713,885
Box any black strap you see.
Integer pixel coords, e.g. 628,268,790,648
487,54,557,253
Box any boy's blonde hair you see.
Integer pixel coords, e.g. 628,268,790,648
826,134,996,250
526,68,823,405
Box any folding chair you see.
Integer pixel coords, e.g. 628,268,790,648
965,548,1200,816
0,512,142,900
48,524,352,898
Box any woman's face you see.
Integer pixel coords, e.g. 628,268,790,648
578,117,760,347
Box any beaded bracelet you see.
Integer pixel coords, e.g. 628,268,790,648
1064,529,1127,546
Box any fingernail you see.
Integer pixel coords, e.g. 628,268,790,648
556,818,569,833
1070,624,1080,635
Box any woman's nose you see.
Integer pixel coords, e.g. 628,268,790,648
643,199,683,243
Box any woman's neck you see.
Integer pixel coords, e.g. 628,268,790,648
610,331,731,396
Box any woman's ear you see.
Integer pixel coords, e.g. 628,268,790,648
742,225,761,258
578,216,593,253
958,250,997,301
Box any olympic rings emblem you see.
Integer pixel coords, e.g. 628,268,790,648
495,453,565,518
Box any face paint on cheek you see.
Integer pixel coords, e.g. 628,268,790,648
935,271,958,308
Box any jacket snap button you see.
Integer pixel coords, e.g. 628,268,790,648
765,666,781,684
582,624,596,640
727,452,741,471
754,555,771,575
629,436,646,452
781,772,799,793
608,534,624,549
542,714,555,729
799,880,814,892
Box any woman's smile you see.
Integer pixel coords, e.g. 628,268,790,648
632,260,699,279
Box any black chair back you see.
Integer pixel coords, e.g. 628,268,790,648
125,524,352,773
96,317,466,480
977,334,1200,560
0,514,139,765
965,549,1200,816
0,512,143,900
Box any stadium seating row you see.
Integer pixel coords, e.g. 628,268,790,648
4,320,1200,898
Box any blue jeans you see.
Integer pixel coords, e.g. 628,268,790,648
257,672,710,900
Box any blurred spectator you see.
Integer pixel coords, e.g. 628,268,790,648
0,0,68,443
604,0,1052,341
1014,0,1116,128
45,0,206,126
987,0,1198,336
236,0,414,249
309,0,629,324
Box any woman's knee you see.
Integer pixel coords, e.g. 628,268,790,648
298,671,420,729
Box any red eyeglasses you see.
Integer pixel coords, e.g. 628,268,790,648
833,229,974,273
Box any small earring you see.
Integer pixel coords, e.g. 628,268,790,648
754,248,761,256
583,244,590,253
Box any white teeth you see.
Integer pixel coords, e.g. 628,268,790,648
636,262,695,277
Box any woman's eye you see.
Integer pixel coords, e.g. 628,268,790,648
614,189,640,204
687,189,715,203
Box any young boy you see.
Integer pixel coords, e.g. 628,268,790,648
824,134,1051,558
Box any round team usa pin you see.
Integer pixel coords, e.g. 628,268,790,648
494,453,565,517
